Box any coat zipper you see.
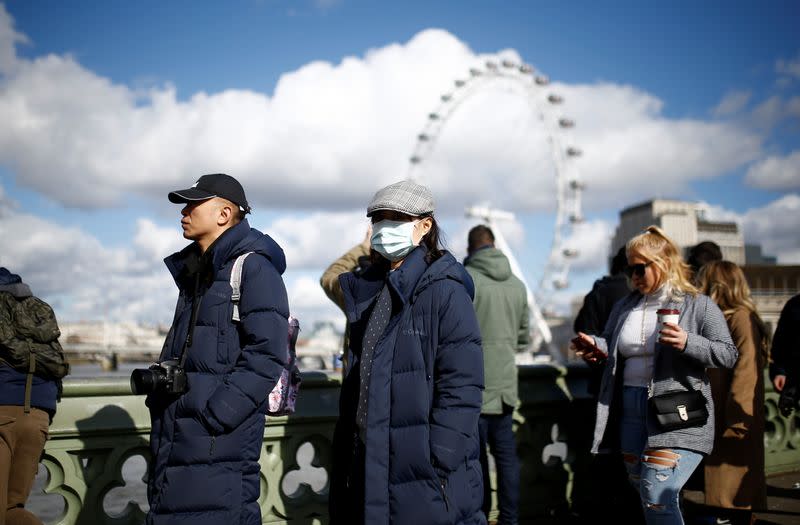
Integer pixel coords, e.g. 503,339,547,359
439,477,449,512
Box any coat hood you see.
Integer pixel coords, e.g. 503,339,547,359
465,247,512,282
339,245,474,323
164,219,286,284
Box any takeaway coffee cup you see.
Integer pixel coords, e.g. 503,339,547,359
657,308,680,331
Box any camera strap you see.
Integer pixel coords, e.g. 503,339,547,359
177,271,205,369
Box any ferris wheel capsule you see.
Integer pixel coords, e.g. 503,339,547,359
553,278,569,290
567,147,582,157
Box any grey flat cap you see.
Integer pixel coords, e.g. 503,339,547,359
366,180,435,217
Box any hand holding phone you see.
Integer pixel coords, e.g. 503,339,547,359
571,334,606,363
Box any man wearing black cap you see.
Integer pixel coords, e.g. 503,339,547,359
142,173,289,525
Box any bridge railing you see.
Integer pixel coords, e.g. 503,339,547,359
34,365,800,524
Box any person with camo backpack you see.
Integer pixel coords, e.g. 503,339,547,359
0,267,67,525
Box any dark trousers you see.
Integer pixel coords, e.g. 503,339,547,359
479,406,519,525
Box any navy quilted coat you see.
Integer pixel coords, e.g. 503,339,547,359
145,220,289,525
330,246,486,525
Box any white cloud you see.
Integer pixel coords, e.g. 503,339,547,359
703,194,800,264
132,219,186,265
745,151,800,191
0,206,178,323
0,4,26,73
740,194,800,263
1,6,793,326
261,211,369,270
712,90,752,117
0,9,764,217
776,51,800,80
557,83,762,210
563,220,614,272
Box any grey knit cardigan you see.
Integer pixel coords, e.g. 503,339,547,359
590,291,738,455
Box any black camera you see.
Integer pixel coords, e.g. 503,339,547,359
130,359,187,395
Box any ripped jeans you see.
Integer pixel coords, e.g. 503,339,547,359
620,386,703,525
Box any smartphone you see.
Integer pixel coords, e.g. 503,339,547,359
571,336,606,361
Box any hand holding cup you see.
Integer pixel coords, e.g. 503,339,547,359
657,309,686,351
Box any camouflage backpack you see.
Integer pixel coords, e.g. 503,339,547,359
0,291,70,381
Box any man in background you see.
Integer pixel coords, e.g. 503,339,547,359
465,225,529,525
687,240,723,281
574,246,629,339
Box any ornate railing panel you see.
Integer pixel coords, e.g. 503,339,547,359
30,365,799,524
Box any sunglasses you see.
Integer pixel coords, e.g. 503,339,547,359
624,261,653,278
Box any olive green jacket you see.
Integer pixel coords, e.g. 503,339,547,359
465,247,530,414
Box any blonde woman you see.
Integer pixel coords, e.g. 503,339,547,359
572,226,737,525
698,261,769,521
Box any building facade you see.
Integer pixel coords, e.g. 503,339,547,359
611,199,745,265
742,265,800,336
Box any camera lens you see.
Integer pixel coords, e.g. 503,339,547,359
130,367,164,395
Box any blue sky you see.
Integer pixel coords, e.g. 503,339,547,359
0,0,798,327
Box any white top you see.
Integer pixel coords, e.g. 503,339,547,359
618,285,670,387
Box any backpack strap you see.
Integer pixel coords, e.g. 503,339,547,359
230,252,254,322
24,342,35,413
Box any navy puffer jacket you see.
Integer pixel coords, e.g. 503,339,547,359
145,220,289,525
330,246,486,525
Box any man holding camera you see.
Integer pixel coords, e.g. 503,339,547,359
138,174,289,525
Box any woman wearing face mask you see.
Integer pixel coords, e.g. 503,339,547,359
329,180,486,525
571,226,737,525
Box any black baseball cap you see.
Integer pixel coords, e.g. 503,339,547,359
168,173,251,214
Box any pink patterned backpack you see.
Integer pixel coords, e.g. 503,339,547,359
230,252,302,416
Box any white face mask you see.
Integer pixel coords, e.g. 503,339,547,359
370,219,422,262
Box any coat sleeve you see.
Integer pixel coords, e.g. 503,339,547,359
320,242,370,312
518,297,531,351
682,295,738,369
201,256,290,434
723,309,760,435
430,281,485,474
770,295,800,380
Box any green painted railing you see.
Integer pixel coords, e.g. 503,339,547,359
36,365,800,524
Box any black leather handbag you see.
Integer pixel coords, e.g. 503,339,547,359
649,390,708,431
